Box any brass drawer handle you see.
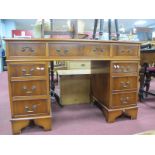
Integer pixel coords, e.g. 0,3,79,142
36,67,45,71
56,49,69,54
120,66,130,73
81,64,85,67
123,66,131,72
25,105,37,113
56,49,61,52
22,68,35,76
113,64,120,72
64,49,69,53
120,81,130,88
119,50,125,54
23,85,36,94
120,96,129,104
93,47,104,52
119,49,132,54
21,46,34,52
113,65,120,69
93,47,97,52
22,69,30,76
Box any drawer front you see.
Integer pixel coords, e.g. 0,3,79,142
10,64,46,77
112,62,138,73
67,61,91,69
111,92,137,108
11,80,47,96
84,43,110,56
112,44,139,57
12,99,49,117
48,43,84,56
112,76,137,91
8,42,46,57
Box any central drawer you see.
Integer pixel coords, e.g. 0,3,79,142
48,43,84,56
66,61,91,69
9,64,46,77
112,76,137,91
12,99,49,117
84,43,110,56
8,42,46,57
111,92,137,108
11,80,47,96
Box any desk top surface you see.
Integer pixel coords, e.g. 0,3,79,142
4,38,140,44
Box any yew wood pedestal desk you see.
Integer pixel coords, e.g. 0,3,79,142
5,39,140,134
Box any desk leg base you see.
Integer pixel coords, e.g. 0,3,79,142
11,117,52,134
11,120,30,134
102,107,138,123
103,108,121,123
124,108,138,120
34,118,52,131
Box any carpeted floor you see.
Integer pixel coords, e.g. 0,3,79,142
0,71,155,135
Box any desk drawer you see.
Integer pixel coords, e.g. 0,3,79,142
8,42,46,57
112,44,139,57
84,43,110,56
48,43,84,56
9,64,46,77
112,62,138,73
11,80,47,96
66,61,91,69
12,99,49,117
111,92,137,108
112,76,137,91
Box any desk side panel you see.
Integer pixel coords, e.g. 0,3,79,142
91,61,110,107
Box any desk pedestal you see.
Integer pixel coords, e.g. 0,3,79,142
91,61,138,122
